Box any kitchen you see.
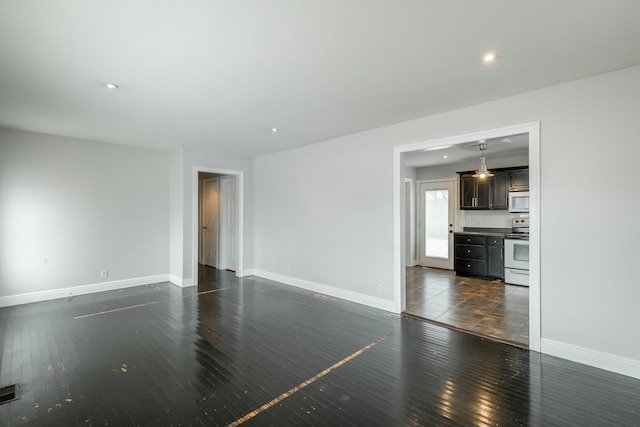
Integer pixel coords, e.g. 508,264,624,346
404,133,530,347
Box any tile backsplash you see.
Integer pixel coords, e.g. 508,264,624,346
458,210,516,229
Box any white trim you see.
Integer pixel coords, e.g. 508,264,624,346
0,274,169,308
238,268,257,277
192,166,245,287
527,122,541,352
169,275,195,288
252,269,396,313
393,122,542,352
404,177,417,267
541,338,640,380
393,146,406,313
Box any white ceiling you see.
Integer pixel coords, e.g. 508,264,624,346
405,133,529,168
1,1,640,157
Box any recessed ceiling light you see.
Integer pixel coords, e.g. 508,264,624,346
482,52,498,64
271,128,279,133
104,82,119,89
443,155,448,159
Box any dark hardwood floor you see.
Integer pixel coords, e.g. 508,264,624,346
1,266,639,426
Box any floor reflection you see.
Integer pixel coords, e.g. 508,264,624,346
0,268,637,425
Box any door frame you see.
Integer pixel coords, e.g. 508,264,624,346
404,178,416,267
192,166,245,286
393,122,541,351
416,179,457,269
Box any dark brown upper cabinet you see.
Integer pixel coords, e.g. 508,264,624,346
459,171,508,210
509,167,529,192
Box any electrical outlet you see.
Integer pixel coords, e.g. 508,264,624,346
286,265,292,273
377,284,384,294
100,270,108,279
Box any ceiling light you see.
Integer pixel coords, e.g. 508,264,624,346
104,82,119,89
482,52,498,64
443,155,448,159
271,128,279,133
471,142,494,179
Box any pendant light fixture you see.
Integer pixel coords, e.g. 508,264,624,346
472,141,494,179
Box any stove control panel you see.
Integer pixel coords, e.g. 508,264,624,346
512,218,529,227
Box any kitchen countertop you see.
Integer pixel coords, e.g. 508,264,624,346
456,227,511,237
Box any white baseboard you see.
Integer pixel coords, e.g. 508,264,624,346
0,274,170,308
251,269,396,312
541,338,640,380
237,268,256,277
169,275,195,288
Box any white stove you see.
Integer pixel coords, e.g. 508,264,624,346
505,218,529,286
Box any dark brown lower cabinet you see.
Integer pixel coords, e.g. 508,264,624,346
487,237,504,279
454,233,504,279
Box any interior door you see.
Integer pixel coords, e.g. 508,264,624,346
202,178,219,268
418,180,456,269
219,176,237,271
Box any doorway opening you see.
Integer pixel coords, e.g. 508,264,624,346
192,167,244,290
393,122,540,351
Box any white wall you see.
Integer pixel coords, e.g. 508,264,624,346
0,128,170,302
253,65,640,376
253,138,395,310
169,148,184,283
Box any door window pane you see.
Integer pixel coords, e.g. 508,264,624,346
424,189,449,258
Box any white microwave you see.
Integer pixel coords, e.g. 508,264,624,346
509,191,529,212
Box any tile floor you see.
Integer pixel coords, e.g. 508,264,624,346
404,266,529,347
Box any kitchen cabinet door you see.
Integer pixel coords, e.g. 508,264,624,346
488,245,504,279
459,173,507,210
460,174,490,209
489,172,508,209
475,178,490,208
509,168,529,191
460,175,477,209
